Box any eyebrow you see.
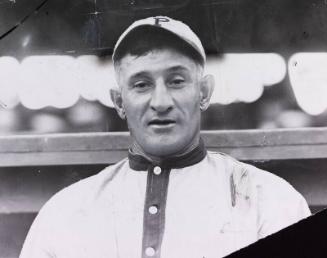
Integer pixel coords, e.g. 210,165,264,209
166,65,189,73
128,65,190,82
128,71,145,78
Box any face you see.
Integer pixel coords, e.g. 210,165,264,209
112,48,213,158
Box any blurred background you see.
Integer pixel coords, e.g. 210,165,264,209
0,0,327,135
1,0,327,257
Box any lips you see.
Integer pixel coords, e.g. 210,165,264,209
148,119,176,126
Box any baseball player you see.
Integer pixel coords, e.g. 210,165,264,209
20,16,311,258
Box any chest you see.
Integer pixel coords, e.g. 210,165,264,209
56,169,259,258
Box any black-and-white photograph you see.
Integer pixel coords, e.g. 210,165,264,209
0,0,327,257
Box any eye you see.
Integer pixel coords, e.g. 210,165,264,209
169,76,186,87
172,78,185,84
133,81,152,91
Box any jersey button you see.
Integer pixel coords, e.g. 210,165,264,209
148,205,158,214
145,247,156,256
153,166,161,175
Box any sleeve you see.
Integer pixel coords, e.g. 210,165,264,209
256,169,311,239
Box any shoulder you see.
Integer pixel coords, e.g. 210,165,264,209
207,151,310,229
38,158,129,218
207,151,304,198
20,158,129,257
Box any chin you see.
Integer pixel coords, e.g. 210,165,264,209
143,137,187,157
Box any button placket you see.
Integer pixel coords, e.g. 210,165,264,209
141,166,171,258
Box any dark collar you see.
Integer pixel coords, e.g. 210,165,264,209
128,139,207,171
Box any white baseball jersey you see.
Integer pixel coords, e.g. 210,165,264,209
20,142,310,258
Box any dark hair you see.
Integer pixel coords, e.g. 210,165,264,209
113,26,204,66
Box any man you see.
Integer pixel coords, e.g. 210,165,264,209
20,16,310,258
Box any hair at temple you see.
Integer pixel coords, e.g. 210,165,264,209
113,26,204,67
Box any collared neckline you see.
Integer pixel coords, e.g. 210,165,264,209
128,138,207,171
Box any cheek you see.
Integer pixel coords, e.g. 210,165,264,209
122,93,148,126
176,88,201,116
186,100,200,117
121,90,136,112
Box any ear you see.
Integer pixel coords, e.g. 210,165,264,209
199,74,214,112
110,88,126,119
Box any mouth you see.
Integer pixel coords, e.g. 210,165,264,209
148,119,176,127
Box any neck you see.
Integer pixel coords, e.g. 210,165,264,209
130,136,200,163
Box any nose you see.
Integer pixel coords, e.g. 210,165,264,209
150,79,174,113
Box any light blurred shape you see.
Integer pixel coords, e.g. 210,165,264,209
67,101,105,126
0,57,20,109
75,55,115,107
289,53,327,115
0,109,19,134
22,35,31,48
19,56,80,109
276,110,312,128
7,54,288,110
30,113,67,133
206,53,286,104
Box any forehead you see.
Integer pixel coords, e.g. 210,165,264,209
115,49,199,80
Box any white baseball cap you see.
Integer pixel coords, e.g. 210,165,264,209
112,16,206,64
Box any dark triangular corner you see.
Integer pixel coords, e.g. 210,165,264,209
225,209,327,258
